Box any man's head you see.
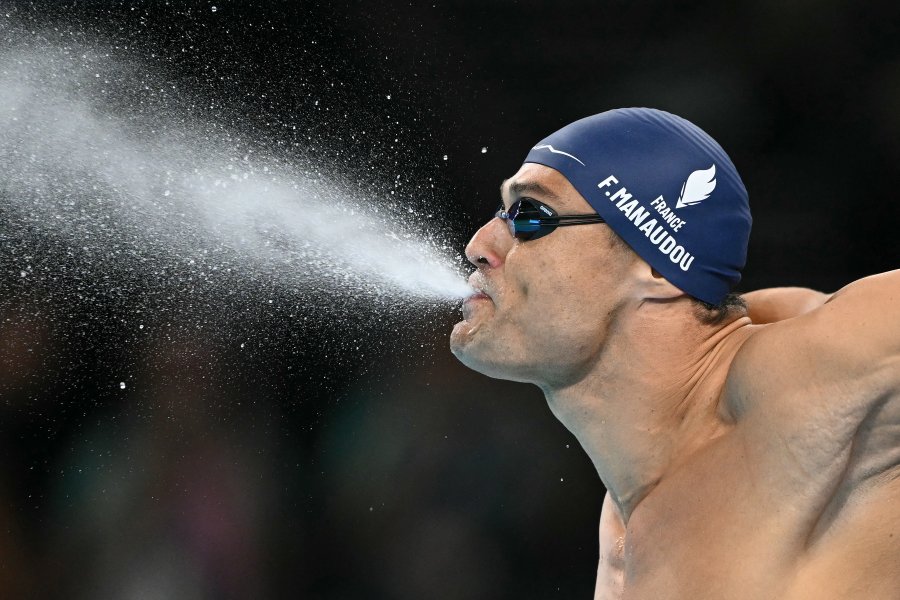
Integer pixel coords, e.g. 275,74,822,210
450,108,751,385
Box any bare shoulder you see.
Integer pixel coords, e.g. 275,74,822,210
721,270,900,535
728,269,900,420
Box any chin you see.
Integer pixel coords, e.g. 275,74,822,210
449,319,481,363
449,324,532,383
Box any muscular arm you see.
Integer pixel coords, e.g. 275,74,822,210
732,270,900,521
799,271,900,384
741,287,831,324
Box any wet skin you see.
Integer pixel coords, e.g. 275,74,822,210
451,164,642,388
451,163,900,599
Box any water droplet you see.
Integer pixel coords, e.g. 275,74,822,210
211,5,217,12
481,147,487,153
119,382,126,389
0,41,476,313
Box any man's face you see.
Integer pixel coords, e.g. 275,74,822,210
450,163,641,387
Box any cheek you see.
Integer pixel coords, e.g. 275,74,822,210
514,241,614,332
522,247,593,301
506,229,624,314
504,251,587,334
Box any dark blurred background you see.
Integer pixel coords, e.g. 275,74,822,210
1,1,899,598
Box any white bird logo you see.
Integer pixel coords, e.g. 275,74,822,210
676,164,716,209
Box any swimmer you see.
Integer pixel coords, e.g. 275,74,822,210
450,108,899,599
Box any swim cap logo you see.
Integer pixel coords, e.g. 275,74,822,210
531,144,586,166
675,164,716,209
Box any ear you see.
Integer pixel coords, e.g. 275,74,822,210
629,260,684,301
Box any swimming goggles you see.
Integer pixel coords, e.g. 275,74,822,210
496,197,606,241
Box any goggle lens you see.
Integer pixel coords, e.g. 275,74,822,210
495,199,557,240
497,197,612,241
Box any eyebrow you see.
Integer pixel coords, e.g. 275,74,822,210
499,179,560,202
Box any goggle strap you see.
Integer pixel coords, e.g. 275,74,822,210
546,215,606,223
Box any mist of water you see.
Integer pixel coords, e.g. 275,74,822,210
0,32,473,310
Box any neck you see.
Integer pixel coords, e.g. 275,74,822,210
542,300,754,524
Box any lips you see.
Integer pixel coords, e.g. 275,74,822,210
466,273,493,302
460,273,495,322
462,292,490,318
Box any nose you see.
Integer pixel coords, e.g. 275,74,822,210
464,216,512,269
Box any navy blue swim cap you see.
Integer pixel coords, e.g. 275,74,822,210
523,108,751,305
